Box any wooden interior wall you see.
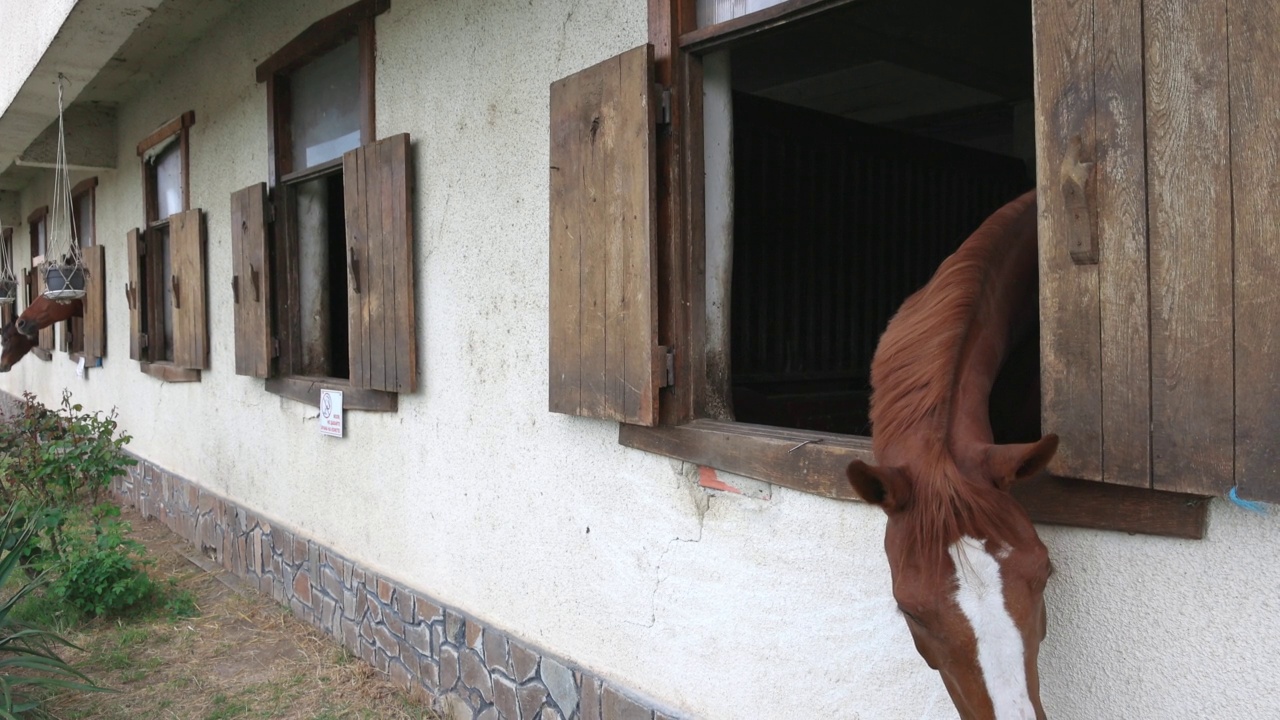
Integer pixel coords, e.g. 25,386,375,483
729,93,1030,434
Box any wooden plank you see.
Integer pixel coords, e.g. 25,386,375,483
1095,0,1150,487
34,269,53,355
230,184,272,378
619,419,1208,538
171,209,209,370
140,362,200,383
388,134,415,391
127,226,146,358
366,138,386,392
1032,0,1102,481
621,418,871,500
548,45,660,425
679,0,856,51
1145,0,1233,495
83,245,106,363
1011,475,1207,539
136,111,195,156
343,141,368,386
1229,0,1280,504
265,376,397,412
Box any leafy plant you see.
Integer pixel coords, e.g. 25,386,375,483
0,391,152,619
48,515,155,618
0,505,103,717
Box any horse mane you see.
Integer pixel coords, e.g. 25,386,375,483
867,191,1038,567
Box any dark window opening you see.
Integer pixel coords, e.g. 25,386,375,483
715,0,1036,436
288,169,350,379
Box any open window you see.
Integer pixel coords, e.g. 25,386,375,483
128,111,208,382
236,0,415,411
1,228,13,328
548,0,1210,538
62,177,105,365
27,206,52,361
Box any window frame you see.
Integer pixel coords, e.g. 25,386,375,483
257,0,391,409
136,111,198,382
622,0,1208,539
1,227,13,328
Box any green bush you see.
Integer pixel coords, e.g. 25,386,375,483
0,391,152,619
0,505,102,717
48,510,154,618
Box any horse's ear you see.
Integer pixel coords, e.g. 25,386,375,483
847,460,912,513
983,434,1059,490
14,317,35,338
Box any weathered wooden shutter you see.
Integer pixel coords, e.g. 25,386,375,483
170,209,208,370
342,133,417,393
547,45,660,426
82,245,106,363
1033,0,1148,487
126,229,146,361
231,183,272,378
35,271,54,356
1035,0,1275,500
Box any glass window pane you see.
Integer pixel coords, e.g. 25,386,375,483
696,0,785,27
154,144,184,219
35,220,46,257
291,39,362,170
74,193,93,247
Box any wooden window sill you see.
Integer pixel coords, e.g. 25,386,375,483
265,376,397,412
619,419,1209,539
141,362,200,383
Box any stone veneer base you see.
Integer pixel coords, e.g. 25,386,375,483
112,453,681,720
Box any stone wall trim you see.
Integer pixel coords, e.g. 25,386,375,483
113,453,683,720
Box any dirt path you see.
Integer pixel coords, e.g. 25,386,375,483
45,506,440,720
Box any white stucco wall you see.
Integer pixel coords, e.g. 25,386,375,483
3,2,1280,719
0,0,77,112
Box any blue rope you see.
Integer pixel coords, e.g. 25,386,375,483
1227,486,1268,515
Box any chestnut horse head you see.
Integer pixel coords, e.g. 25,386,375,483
0,296,81,372
847,191,1057,720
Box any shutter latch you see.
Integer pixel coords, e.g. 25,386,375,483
658,346,675,388
657,85,672,127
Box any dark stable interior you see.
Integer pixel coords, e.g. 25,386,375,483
725,0,1037,436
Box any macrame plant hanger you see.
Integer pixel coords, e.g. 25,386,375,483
42,73,86,301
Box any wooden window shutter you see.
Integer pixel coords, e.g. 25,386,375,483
170,209,209,370
1033,0,1149,488
548,45,660,426
231,183,272,378
127,229,146,361
35,272,54,356
82,245,107,363
342,133,417,394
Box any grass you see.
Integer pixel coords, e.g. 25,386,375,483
6,506,440,720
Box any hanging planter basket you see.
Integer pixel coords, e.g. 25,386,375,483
43,262,86,301
40,75,88,302
0,277,16,305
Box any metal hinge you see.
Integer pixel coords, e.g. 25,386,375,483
139,333,148,349
271,337,280,358
658,346,675,388
657,85,672,127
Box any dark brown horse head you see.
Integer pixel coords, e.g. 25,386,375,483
0,296,81,372
849,437,1057,720
0,316,36,372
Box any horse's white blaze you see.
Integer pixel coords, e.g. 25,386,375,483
949,536,1035,720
